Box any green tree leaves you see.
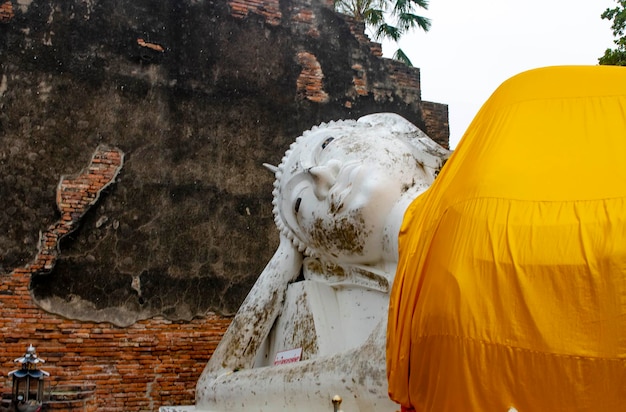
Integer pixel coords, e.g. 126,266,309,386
599,0,626,65
335,0,431,66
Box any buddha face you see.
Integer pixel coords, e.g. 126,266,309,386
275,116,434,264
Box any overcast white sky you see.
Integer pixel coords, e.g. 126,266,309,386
383,0,617,148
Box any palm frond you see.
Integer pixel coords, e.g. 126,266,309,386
334,0,431,50
393,0,409,13
398,13,431,31
409,0,429,10
363,8,385,26
336,0,373,20
376,23,401,41
393,48,413,66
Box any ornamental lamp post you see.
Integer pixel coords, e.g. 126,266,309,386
8,345,49,412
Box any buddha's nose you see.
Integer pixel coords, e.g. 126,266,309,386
308,159,341,199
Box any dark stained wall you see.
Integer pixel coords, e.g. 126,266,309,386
0,0,448,408
0,0,448,325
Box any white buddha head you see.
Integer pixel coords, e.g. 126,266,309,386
268,113,450,266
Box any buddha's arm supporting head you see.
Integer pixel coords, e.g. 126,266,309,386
200,235,302,379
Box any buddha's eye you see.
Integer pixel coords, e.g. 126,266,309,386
321,137,335,149
294,197,302,213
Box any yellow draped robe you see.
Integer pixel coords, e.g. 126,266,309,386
387,66,626,411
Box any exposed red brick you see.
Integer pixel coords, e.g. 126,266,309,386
296,51,329,103
0,1,13,23
341,15,383,57
228,0,281,26
421,101,450,149
351,63,368,96
137,38,165,52
0,145,232,410
292,9,313,24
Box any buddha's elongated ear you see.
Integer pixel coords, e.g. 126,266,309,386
263,163,279,174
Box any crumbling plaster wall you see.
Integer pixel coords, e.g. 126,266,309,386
0,144,230,410
0,0,448,326
0,0,448,408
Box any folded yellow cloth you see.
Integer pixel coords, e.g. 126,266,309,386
387,65,626,411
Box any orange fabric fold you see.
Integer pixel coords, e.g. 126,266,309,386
387,66,626,411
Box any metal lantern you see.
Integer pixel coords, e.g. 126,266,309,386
8,345,49,412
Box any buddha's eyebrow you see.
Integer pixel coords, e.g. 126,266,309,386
300,133,339,170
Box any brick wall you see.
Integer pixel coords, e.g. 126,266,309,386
1,146,230,411
339,15,450,145
0,271,229,410
342,16,383,57
0,1,449,410
296,52,330,103
380,59,421,105
228,0,281,26
0,1,13,23
421,101,450,149
225,0,449,148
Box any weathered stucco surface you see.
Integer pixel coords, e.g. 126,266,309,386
0,0,448,326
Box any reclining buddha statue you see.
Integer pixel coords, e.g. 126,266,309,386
160,113,449,412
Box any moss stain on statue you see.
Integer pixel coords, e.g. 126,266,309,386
310,214,368,257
